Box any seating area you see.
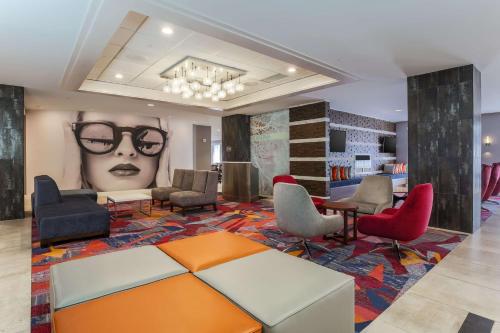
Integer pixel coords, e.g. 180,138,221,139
2,3,500,333
50,231,354,333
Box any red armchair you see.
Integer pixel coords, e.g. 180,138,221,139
481,164,493,201
272,175,326,214
484,163,500,200
494,162,500,196
358,183,433,260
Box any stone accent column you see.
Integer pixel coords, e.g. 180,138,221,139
289,102,330,197
407,65,481,233
0,85,25,220
222,114,251,162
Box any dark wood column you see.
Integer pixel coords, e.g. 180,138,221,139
289,102,330,197
408,65,481,233
0,85,25,220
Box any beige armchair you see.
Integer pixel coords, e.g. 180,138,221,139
338,175,393,214
274,182,344,258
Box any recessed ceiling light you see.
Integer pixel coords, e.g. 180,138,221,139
115,73,123,79
161,27,173,35
395,109,402,112
147,103,155,107
287,67,297,73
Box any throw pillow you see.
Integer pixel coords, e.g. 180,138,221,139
340,166,346,180
346,166,352,179
331,166,340,181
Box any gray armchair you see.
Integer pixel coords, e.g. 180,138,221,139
151,169,187,207
273,182,343,258
338,175,393,214
169,170,218,215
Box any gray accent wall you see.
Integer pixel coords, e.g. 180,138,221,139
482,112,500,164
0,85,25,220
408,65,481,233
396,121,408,164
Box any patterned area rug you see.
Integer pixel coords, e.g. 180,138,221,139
32,198,468,333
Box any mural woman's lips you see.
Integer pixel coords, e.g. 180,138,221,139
108,163,141,177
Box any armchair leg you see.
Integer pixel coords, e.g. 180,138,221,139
370,240,427,261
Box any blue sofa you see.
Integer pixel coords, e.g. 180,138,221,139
34,175,110,247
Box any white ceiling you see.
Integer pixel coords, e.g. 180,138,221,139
1,0,500,122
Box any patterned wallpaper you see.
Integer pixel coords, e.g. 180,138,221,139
328,110,396,177
250,110,290,196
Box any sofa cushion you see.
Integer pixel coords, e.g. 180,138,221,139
192,171,208,192
36,197,110,240
157,231,269,272
195,249,354,332
170,191,209,206
151,187,181,201
171,169,184,189
50,245,188,310
180,170,194,190
53,274,262,333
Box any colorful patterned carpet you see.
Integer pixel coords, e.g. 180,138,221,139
31,198,472,333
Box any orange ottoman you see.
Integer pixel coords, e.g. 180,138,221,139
53,273,261,333
157,231,269,272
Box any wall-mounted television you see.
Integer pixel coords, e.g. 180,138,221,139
381,136,396,154
330,130,346,152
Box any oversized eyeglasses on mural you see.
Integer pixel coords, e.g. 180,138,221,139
72,122,167,156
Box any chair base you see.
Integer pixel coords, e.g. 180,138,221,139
369,240,426,261
283,238,331,261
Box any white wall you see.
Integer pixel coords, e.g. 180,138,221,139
25,108,221,196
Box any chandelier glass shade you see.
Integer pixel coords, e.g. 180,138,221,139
159,56,246,102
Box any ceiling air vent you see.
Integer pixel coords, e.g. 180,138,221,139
261,73,287,83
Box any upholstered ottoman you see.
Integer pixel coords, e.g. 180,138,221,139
53,274,262,333
157,231,269,272
196,249,355,333
50,245,188,311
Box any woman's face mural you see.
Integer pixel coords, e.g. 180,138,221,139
74,112,167,191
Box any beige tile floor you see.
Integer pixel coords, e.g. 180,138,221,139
364,204,500,332
0,204,498,333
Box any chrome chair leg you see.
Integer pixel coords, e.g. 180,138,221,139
370,240,426,261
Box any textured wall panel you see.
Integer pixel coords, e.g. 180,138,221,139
289,122,328,140
289,102,328,122
222,114,250,162
290,161,326,177
295,179,328,197
407,65,481,233
328,110,397,175
290,142,327,157
250,110,289,195
0,85,24,220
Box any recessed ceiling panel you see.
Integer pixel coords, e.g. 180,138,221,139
80,11,339,110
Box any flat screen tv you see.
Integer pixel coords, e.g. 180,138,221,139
330,130,346,152
382,136,396,154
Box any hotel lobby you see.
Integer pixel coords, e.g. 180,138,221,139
1,1,500,332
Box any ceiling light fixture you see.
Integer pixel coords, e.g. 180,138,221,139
147,103,155,107
395,109,402,112
159,57,247,103
287,66,297,73
161,27,174,35
115,73,124,79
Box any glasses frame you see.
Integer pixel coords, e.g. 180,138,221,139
72,121,167,157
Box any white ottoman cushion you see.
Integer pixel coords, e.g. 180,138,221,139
195,249,354,333
50,245,188,310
